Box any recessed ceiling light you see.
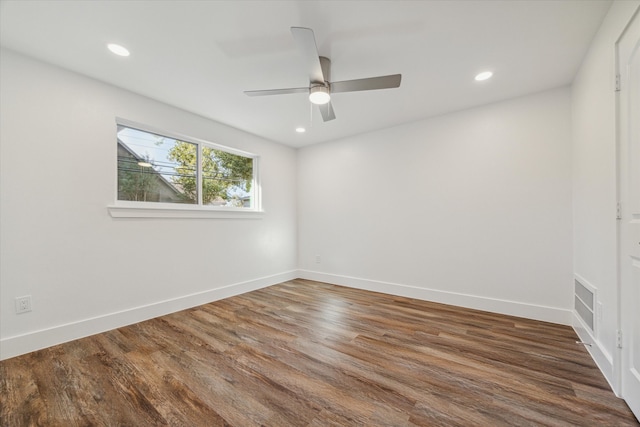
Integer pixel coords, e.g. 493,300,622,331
137,161,152,168
295,127,306,133
107,43,130,57
475,71,493,81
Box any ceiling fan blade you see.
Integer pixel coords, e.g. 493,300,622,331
291,27,325,84
331,74,402,93
318,102,336,122
244,87,308,97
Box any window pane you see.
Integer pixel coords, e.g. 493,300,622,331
116,122,256,209
117,126,197,204
202,147,253,207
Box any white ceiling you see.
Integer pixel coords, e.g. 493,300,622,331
0,0,611,148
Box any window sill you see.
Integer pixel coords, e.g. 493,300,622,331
107,204,264,219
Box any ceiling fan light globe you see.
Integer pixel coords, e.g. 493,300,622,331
309,86,331,105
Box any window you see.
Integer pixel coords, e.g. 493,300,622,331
112,119,260,217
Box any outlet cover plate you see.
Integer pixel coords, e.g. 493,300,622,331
15,296,32,314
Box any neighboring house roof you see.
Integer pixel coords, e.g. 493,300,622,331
117,139,183,200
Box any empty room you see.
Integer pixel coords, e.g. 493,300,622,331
1,0,639,425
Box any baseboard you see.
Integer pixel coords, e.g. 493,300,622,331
297,270,573,325
0,270,298,360
572,310,619,395
1,270,574,360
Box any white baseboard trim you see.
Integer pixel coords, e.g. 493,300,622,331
297,270,572,325
1,270,575,361
0,270,298,361
572,310,618,395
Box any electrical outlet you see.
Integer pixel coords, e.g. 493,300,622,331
15,295,32,314
315,255,321,264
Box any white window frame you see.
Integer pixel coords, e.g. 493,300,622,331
108,118,263,219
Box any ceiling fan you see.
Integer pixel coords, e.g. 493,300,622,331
244,27,402,122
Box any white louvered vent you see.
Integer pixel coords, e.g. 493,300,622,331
574,278,595,331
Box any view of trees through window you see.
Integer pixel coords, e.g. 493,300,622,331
117,124,254,207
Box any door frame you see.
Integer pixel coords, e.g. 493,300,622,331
615,4,640,410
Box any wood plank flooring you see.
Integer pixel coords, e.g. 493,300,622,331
1,279,637,426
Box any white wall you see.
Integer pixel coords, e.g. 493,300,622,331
0,49,298,359
298,87,574,324
4,0,636,370
571,0,639,392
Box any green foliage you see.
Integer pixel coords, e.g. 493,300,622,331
117,155,159,202
168,141,253,205
214,149,253,192
167,141,198,202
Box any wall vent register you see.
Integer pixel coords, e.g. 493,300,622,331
574,279,595,331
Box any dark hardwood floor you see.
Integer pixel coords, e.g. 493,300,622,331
1,279,637,426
